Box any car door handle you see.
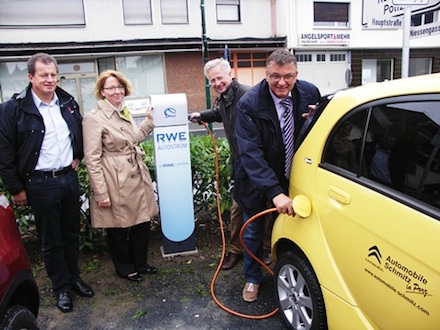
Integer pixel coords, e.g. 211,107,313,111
328,185,351,205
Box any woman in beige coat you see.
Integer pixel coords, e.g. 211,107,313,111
83,70,158,282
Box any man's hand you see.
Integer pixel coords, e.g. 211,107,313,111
188,112,201,123
12,190,28,207
302,103,317,119
272,193,294,216
71,159,80,171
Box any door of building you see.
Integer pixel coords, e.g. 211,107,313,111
57,60,97,115
361,59,393,85
58,75,97,115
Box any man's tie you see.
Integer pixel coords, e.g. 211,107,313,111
121,106,131,120
280,98,294,178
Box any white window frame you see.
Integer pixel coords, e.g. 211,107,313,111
123,0,153,25
216,0,241,23
313,1,350,28
0,0,85,27
160,0,189,24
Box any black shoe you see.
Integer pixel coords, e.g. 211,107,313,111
137,265,158,275
221,253,243,270
263,252,273,266
118,272,143,282
56,292,73,313
71,279,94,297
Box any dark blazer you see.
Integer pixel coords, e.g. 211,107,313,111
0,84,83,195
234,78,321,216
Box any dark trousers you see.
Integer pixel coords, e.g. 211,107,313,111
229,200,274,254
106,221,150,277
26,170,81,294
242,212,265,284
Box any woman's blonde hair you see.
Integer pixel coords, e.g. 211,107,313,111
94,70,134,100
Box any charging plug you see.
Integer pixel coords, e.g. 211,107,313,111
188,114,202,124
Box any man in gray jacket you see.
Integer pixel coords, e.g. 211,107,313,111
190,58,272,270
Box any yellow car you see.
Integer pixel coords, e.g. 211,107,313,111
271,73,440,330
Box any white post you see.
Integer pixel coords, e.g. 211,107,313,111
401,6,412,78
150,93,197,256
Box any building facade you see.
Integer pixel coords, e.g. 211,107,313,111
277,0,440,94
0,0,284,114
0,0,439,114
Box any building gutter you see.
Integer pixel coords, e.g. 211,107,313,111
0,37,286,60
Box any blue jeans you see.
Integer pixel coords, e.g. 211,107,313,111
242,212,265,284
26,169,81,293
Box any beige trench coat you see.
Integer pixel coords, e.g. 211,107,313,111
83,99,158,228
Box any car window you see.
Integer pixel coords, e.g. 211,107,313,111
295,95,332,150
324,98,440,214
324,110,368,174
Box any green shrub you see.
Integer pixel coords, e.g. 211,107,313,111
0,133,233,251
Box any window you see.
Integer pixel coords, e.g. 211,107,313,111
0,0,85,27
324,98,440,211
317,54,326,62
161,0,189,24
116,55,165,99
232,52,268,86
235,53,267,68
362,59,393,84
216,0,240,23
123,0,152,25
324,110,368,174
411,10,436,26
297,54,312,62
314,2,349,27
376,59,392,82
330,54,346,62
409,58,432,77
0,62,28,102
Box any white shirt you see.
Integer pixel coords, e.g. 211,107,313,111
31,90,73,171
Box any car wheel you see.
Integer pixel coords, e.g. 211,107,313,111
274,251,327,330
0,305,39,330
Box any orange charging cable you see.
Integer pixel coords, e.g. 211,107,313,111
199,120,280,319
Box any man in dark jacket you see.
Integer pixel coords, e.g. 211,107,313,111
189,58,254,270
235,49,321,302
0,53,94,313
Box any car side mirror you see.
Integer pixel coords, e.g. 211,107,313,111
292,195,312,218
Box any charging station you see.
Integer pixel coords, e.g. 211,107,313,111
150,93,197,257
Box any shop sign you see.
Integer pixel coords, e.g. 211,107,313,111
299,33,350,45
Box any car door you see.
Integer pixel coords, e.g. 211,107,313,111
315,96,440,329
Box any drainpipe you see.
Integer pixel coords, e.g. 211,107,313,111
401,6,411,78
200,0,212,130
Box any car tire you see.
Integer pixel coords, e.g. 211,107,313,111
0,305,39,330
274,251,327,330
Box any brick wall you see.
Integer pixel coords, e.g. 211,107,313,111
165,53,213,112
351,48,440,87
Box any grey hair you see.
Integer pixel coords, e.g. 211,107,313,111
27,53,58,75
203,58,231,78
266,49,297,69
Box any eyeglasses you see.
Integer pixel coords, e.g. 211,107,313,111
103,85,125,92
268,72,298,82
